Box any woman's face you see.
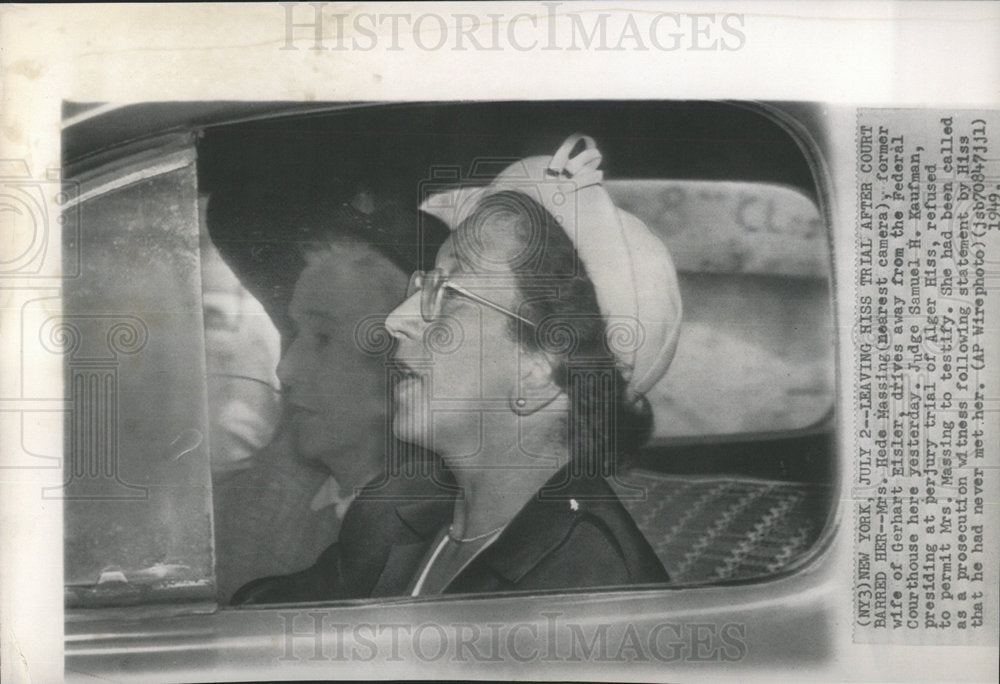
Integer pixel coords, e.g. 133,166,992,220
385,224,529,456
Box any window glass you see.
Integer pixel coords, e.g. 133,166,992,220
608,180,834,439
199,224,281,476
62,144,216,607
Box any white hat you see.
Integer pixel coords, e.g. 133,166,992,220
420,134,682,400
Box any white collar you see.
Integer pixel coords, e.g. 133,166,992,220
309,475,356,518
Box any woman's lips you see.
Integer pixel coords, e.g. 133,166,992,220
390,359,424,386
394,374,422,389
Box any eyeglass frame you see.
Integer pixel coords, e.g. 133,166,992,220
407,268,537,328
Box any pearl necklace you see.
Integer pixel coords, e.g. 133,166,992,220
447,524,505,543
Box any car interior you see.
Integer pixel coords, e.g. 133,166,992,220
61,101,838,608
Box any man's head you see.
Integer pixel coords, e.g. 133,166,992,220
278,242,406,484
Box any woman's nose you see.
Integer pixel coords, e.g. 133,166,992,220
384,292,425,340
275,337,302,388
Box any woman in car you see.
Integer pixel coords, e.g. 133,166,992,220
368,134,683,595
233,134,682,602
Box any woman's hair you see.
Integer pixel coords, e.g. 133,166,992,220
459,190,653,474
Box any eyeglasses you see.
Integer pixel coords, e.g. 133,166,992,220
406,269,536,327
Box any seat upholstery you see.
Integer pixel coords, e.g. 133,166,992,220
610,470,831,584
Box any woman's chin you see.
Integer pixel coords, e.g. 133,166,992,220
390,422,429,450
391,379,427,443
390,405,422,445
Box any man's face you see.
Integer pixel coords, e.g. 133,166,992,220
277,247,404,479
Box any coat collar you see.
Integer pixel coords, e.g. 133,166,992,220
478,470,615,584
395,498,453,538
369,497,452,596
389,466,615,588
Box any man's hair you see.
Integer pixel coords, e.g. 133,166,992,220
460,190,653,474
205,183,437,335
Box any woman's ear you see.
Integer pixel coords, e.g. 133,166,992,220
509,351,564,416
520,350,559,391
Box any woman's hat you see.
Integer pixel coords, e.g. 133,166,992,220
420,134,683,400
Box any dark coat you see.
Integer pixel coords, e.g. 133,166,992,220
232,466,668,604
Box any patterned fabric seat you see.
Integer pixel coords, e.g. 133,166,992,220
610,470,832,584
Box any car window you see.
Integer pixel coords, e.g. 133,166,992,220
195,104,836,603
202,181,835,599
607,180,834,439
62,138,217,607
199,216,282,476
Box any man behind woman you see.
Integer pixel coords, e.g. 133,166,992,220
208,187,447,601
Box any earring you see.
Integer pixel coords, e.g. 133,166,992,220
508,393,561,416
509,395,531,416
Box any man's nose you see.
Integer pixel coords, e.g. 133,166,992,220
384,292,425,340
